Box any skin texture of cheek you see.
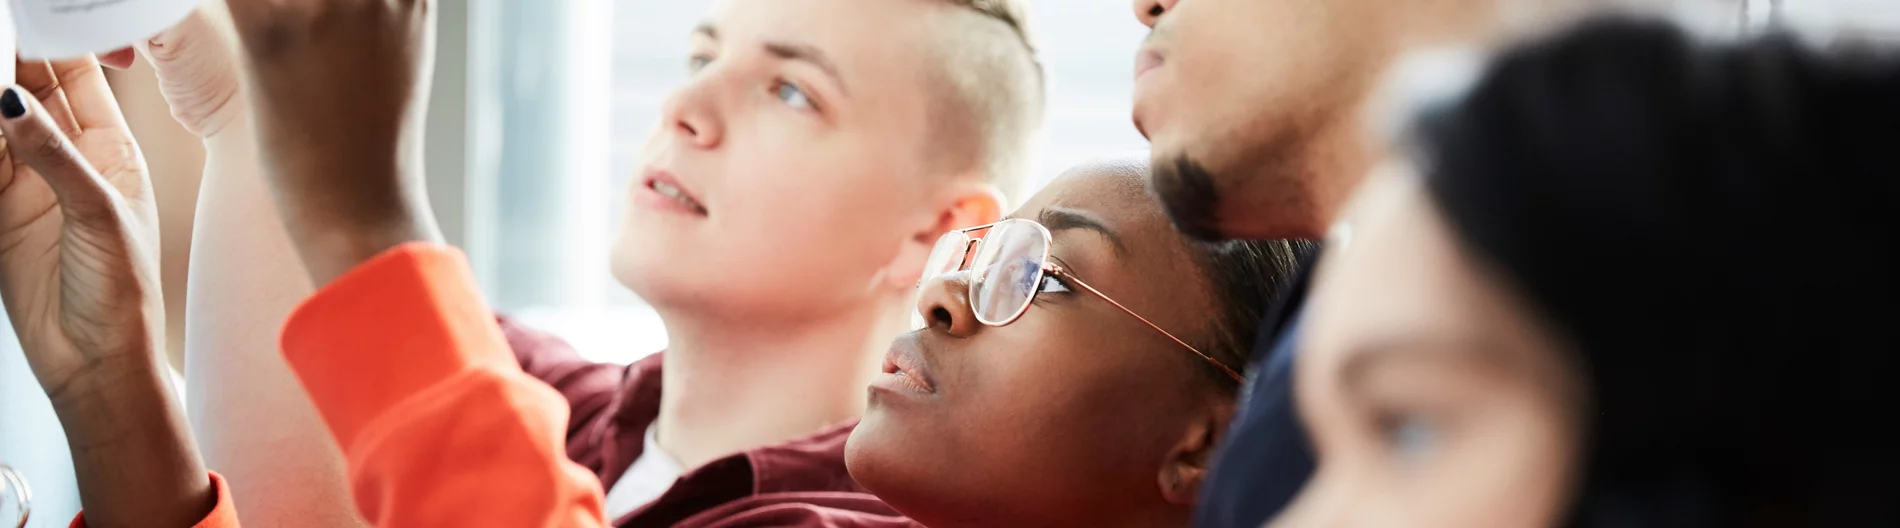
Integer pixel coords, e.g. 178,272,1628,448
977,337,1202,516
850,328,1203,526
614,130,926,317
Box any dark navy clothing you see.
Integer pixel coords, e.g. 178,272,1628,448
1193,249,1320,528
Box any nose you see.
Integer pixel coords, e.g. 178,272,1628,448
658,76,725,149
1134,0,1180,28
916,271,984,338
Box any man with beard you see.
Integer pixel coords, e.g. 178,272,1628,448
1127,0,1581,525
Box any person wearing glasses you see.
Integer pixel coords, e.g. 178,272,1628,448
127,1,1042,525
837,157,1311,526
246,149,1308,526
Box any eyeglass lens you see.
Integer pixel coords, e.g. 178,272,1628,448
969,220,1050,325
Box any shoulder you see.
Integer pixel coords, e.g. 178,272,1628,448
674,491,918,528
495,314,581,356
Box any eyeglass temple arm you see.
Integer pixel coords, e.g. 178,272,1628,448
1051,267,1246,383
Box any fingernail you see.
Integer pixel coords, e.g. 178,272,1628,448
1,88,24,120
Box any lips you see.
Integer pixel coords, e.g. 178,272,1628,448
1132,47,1167,139
876,337,936,394
641,168,708,216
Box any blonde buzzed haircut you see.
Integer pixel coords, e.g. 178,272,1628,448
920,0,1046,205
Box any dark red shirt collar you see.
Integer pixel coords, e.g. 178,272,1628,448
500,318,903,526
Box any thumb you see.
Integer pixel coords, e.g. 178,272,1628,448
139,8,243,138
0,87,124,223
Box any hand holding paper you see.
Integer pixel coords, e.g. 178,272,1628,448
0,57,163,408
0,56,213,528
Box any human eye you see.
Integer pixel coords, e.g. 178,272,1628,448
687,53,714,73
1037,272,1072,294
773,80,817,111
1376,411,1440,466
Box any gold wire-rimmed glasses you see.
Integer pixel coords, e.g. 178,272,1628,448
920,219,1244,383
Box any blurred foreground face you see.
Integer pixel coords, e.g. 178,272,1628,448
848,160,1232,527
611,0,954,318
1279,169,1582,527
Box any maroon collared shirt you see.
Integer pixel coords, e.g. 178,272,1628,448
500,317,919,527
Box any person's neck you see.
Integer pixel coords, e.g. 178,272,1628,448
1302,1,1505,235
1302,100,1384,233
652,297,906,469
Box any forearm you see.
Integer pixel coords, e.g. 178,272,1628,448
50,361,212,528
248,98,443,288
184,117,365,527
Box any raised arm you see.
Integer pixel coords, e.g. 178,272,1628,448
138,9,363,526
218,0,608,524
279,244,608,527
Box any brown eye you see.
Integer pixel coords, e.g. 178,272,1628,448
1036,272,1070,294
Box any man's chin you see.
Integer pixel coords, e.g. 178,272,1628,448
1148,154,1236,242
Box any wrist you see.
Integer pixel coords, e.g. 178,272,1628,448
48,357,214,528
282,199,443,287
200,104,251,148
46,357,174,444
189,93,247,142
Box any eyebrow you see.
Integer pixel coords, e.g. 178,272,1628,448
693,22,718,40
1036,208,1128,256
1335,340,1517,397
763,41,849,95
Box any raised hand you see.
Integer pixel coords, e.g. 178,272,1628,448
134,7,375,527
224,0,443,285
0,57,162,401
0,56,212,528
140,7,245,140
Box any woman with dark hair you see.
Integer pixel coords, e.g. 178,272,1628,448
844,156,1314,527
212,154,1313,527
1283,16,1900,527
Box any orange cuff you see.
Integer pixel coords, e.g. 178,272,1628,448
280,242,515,450
69,471,240,528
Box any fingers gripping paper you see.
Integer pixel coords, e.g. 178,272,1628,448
4,0,195,61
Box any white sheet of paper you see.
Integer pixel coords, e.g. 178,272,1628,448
2,2,16,85
9,0,195,60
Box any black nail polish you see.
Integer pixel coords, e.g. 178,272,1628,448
0,88,23,119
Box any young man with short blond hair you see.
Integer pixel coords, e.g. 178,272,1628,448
150,0,1045,525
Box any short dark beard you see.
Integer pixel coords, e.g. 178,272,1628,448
1149,155,1229,242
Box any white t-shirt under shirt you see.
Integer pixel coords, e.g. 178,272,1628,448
602,424,685,520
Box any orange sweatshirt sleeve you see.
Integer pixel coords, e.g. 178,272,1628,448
279,243,608,527
69,472,239,528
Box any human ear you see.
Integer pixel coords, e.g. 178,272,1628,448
878,179,1004,289
1158,397,1237,505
